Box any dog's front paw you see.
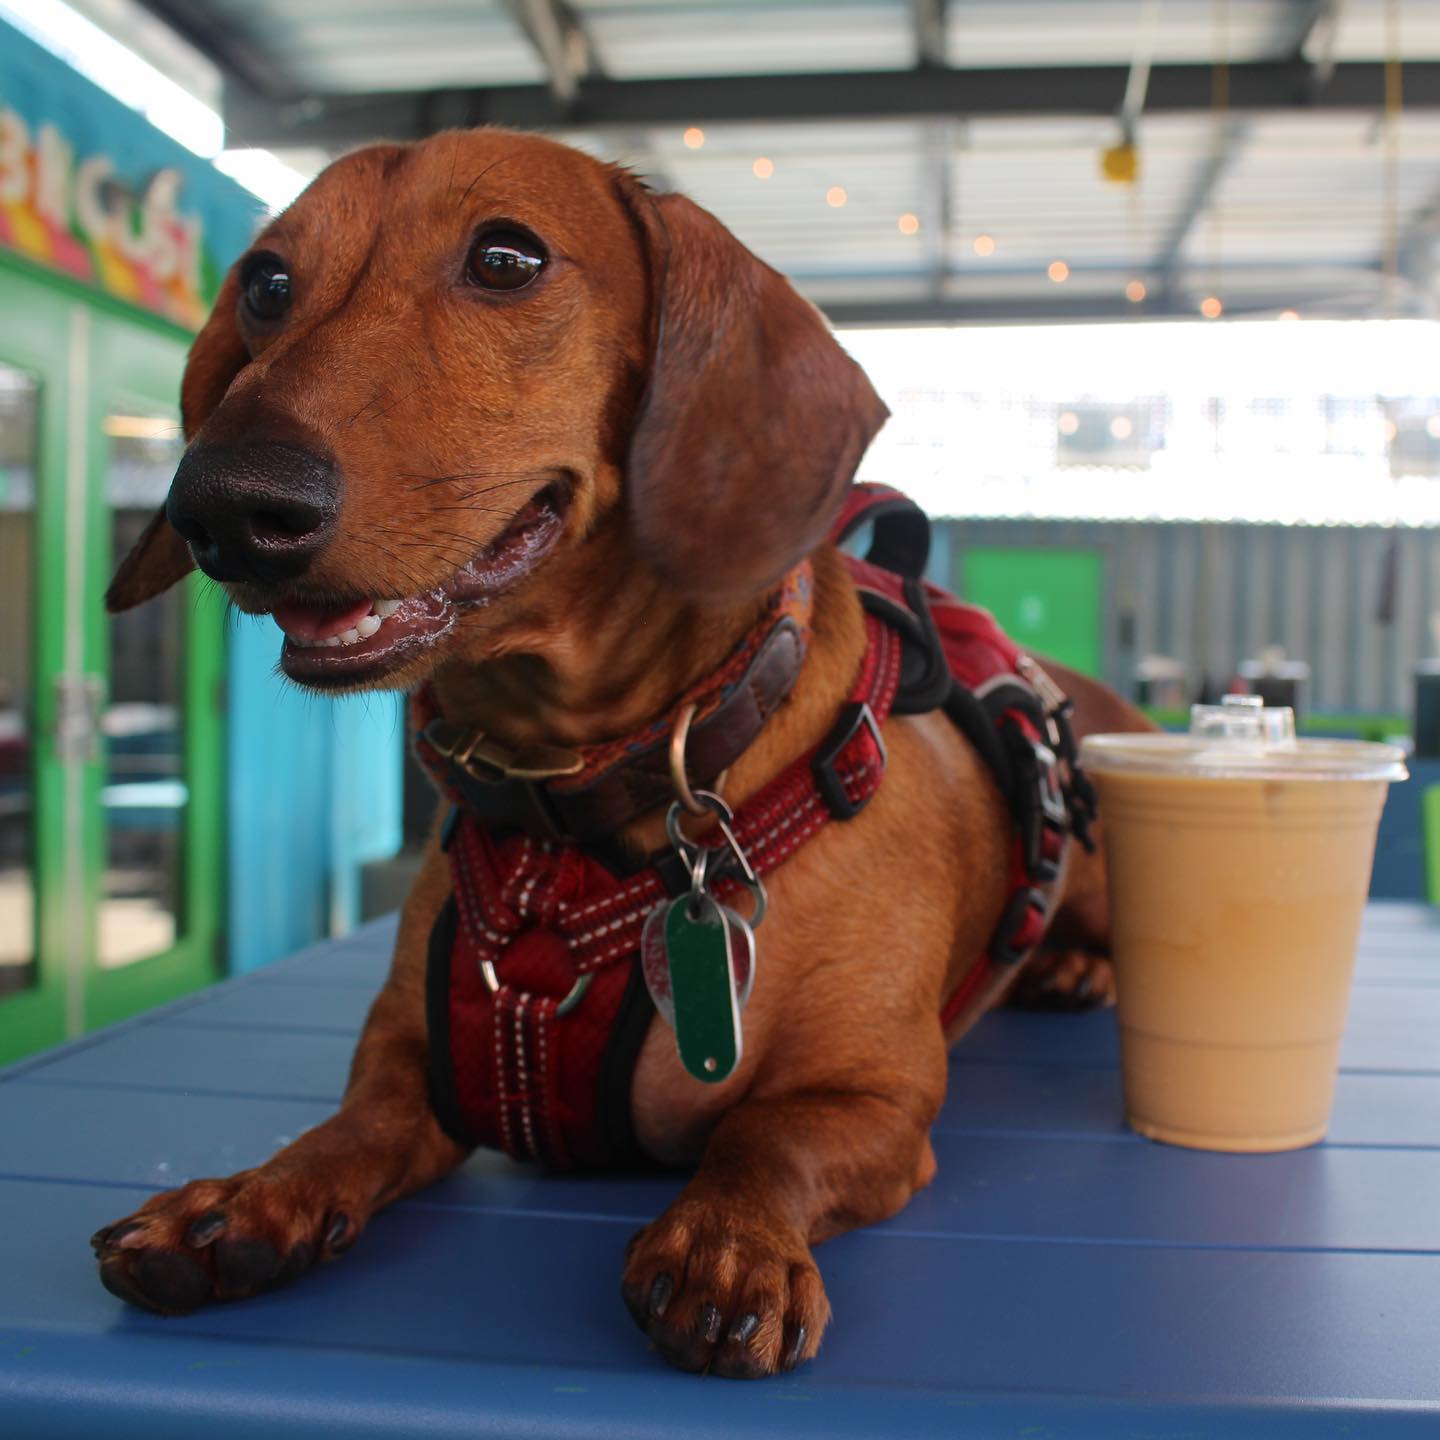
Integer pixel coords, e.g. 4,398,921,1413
90,1169,363,1314
622,1198,829,1378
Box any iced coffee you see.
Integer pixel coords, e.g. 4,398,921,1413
1082,697,1407,1152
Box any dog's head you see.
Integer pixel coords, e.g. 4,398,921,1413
108,129,887,691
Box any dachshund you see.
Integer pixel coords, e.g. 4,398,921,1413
93,127,1150,1378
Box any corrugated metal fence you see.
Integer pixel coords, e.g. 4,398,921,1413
937,520,1440,714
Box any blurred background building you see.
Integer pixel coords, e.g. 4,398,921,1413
5,0,1440,1061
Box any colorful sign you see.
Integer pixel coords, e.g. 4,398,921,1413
0,19,259,329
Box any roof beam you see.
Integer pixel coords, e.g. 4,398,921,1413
921,122,954,300
225,60,1440,149
819,281,1392,328
1290,0,1342,95
911,0,947,69
498,0,597,107
1118,0,1163,144
132,0,295,98
818,295,1266,326
1155,119,1249,301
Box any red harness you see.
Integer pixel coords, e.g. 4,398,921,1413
420,484,1093,1169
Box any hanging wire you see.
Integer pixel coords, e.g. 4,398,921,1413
1199,0,1231,313
1376,0,1405,625
1118,0,1161,292
1382,0,1404,318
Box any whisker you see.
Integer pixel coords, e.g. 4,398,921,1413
366,382,427,424
426,503,518,516
459,156,509,207
401,472,539,492
345,389,383,428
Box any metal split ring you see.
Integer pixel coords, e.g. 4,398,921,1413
664,790,768,929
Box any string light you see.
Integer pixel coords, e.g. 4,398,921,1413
973,234,995,256
1110,416,1135,440
1048,260,1070,283
1200,295,1223,318
1057,411,1080,435
1277,308,1300,322
752,156,774,179
898,212,920,235
826,185,848,207
1125,279,1147,303
683,126,705,149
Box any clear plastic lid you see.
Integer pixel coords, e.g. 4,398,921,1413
1081,695,1408,781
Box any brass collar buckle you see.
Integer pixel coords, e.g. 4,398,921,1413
423,718,585,785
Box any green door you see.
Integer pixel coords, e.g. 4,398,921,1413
963,546,1103,677
0,263,224,1064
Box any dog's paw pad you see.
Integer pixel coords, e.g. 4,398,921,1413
622,1201,829,1378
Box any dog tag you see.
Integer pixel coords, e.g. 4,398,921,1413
642,894,743,1084
642,898,755,1026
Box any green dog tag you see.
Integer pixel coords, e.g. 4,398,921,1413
663,894,743,1084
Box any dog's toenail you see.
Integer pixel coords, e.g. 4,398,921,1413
96,1220,143,1251
324,1213,353,1252
1074,974,1093,1001
784,1324,808,1369
700,1302,723,1343
648,1273,673,1317
185,1210,228,1247
728,1312,760,1345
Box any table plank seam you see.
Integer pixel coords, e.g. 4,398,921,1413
4,1173,1438,1258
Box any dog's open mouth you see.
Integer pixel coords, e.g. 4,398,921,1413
273,486,568,686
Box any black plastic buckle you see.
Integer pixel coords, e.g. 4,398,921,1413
990,886,1048,967
1014,732,1068,884
812,701,887,820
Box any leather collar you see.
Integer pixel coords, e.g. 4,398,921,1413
412,565,812,844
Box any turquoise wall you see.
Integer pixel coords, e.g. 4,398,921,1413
226,616,403,975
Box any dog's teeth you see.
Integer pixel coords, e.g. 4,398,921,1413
357,614,381,639
288,635,312,648
321,636,342,648
373,599,401,619
338,627,361,646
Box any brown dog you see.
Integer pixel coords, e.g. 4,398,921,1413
93,127,1149,1378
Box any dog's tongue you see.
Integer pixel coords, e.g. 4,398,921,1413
271,597,373,641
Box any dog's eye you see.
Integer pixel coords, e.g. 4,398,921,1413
240,253,292,322
467,230,546,292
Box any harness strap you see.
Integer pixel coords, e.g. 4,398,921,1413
834,482,932,579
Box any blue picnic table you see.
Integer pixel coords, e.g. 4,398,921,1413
1,903,1438,1438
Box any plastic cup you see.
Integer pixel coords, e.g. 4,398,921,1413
1082,698,1407,1152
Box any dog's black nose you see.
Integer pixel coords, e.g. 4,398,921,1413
167,442,340,584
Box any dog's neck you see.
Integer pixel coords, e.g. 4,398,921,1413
429,524,778,753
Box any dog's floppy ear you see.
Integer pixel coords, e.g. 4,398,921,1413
619,182,888,602
106,272,250,613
